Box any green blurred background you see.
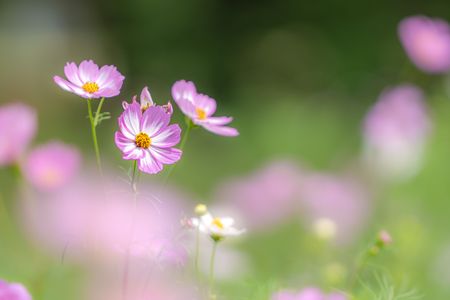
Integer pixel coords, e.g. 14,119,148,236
1,0,450,299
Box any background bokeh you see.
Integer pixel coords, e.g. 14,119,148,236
1,0,450,299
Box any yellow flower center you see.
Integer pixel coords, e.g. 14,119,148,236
212,218,224,229
141,103,152,112
82,82,99,94
196,108,207,120
135,132,151,148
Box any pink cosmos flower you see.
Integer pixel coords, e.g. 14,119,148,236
363,85,431,180
122,86,173,115
53,59,125,99
21,141,81,192
299,173,370,245
0,280,32,300
0,103,37,166
215,160,303,231
21,174,190,265
115,99,182,174
171,80,239,136
399,15,450,73
272,287,347,300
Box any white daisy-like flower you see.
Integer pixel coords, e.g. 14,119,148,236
192,213,245,242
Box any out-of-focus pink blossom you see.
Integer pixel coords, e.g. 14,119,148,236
299,173,370,245
115,99,182,174
0,103,37,166
21,175,189,266
54,59,125,99
0,279,32,300
272,287,347,300
363,85,431,180
399,15,450,73
171,80,239,136
215,160,303,231
21,141,80,192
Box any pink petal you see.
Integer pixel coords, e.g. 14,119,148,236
203,116,233,125
64,62,83,86
171,80,197,103
138,150,163,174
119,101,142,138
78,60,99,82
151,124,181,148
140,106,170,137
114,131,144,160
53,76,89,98
149,147,182,164
194,93,216,116
140,86,154,107
200,123,239,137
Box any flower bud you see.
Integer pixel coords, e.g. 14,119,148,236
194,203,208,216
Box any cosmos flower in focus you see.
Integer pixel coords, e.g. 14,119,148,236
363,84,431,180
21,141,81,192
115,99,182,174
122,86,173,115
171,80,239,136
53,60,125,99
0,279,32,300
192,212,245,241
399,15,450,73
272,287,347,300
0,103,37,166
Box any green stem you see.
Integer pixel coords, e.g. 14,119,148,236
164,122,193,184
209,241,218,299
131,160,138,193
194,226,200,278
87,99,103,176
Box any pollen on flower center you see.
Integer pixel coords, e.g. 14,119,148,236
196,108,207,120
82,82,99,94
135,132,151,148
141,103,152,112
212,218,224,229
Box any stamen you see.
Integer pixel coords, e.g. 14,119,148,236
135,132,151,148
196,108,207,120
212,218,224,229
82,82,100,94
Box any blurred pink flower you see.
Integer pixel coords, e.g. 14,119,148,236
272,287,347,300
215,160,303,231
21,175,189,266
21,141,81,192
54,59,125,99
300,173,370,245
363,85,431,180
171,80,238,136
0,279,32,300
399,15,450,73
122,86,173,115
115,100,182,174
0,103,37,166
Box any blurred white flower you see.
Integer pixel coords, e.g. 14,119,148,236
192,212,245,241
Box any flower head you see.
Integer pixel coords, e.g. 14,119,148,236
122,86,173,115
363,85,431,180
171,80,239,136
0,102,37,166
192,212,245,242
0,279,32,300
399,15,450,73
115,96,182,174
54,60,125,99
21,141,81,192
